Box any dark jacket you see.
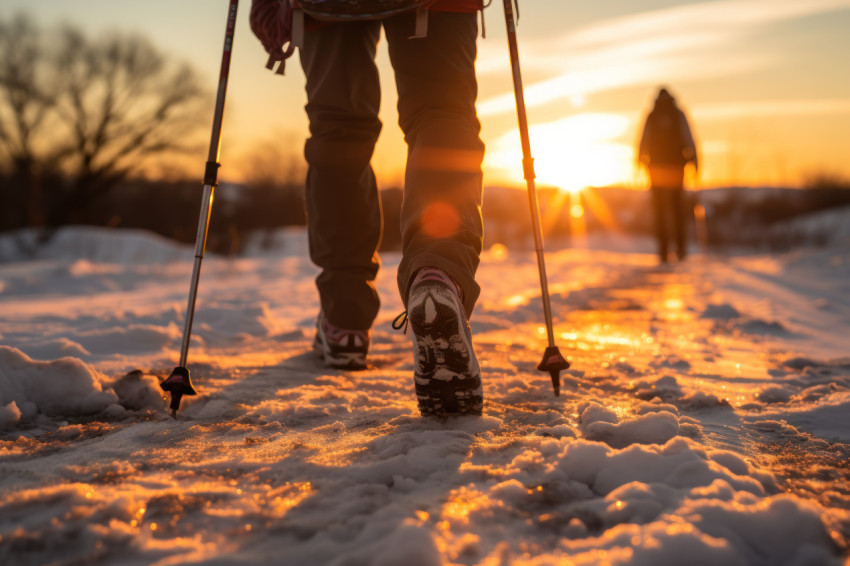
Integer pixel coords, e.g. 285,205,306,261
639,89,697,170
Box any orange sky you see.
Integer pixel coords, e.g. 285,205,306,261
3,0,850,191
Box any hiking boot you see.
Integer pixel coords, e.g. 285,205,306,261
314,313,370,370
407,267,483,416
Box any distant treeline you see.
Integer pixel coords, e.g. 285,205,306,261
0,175,402,256
485,179,850,252
698,179,850,251
1,173,849,256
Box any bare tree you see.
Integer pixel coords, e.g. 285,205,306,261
0,15,54,229
0,14,210,237
238,133,306,188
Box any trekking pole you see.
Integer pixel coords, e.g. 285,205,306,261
502,0,570,395
160,0,239,417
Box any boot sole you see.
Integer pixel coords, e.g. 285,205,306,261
408,283,483,416
313,338,368,370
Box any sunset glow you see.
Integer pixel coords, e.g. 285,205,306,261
3,0,847,189
485,113,633,192
472,0,850,190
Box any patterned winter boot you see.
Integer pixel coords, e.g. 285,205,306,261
407,267,483,416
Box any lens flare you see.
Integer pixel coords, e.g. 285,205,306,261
422,202,461,239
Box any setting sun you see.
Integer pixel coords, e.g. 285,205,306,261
485,113,634,193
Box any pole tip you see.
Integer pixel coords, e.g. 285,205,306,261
537,346,570,397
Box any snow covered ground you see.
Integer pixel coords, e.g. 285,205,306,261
1,224,849,565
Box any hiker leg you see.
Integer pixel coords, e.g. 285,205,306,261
384,11,485,318
650,186,669,263
672,185,688,261
300,20,383,330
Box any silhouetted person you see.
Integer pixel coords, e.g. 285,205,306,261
638,87,698,264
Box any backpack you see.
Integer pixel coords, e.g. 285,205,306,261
250,0,438,75
646,108,686,166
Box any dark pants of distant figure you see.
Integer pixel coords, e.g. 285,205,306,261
648,165,687,263
299,12,485,330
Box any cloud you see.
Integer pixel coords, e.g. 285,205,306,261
691,98,850,120
477,0,850,116
564,0,850,49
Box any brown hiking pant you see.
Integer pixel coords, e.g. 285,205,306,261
299,11,484,330
648,165,688,262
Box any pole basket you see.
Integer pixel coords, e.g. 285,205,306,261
160,367,197,417
537,346,570,396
